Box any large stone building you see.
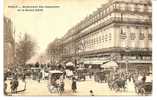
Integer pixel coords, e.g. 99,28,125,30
4,17,15,71
57,0,152,73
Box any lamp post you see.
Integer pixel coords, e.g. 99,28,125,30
125,48,129,73
125,57,128,72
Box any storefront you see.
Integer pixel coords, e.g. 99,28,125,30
118,61,152,73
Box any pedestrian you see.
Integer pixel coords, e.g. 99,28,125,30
142,75,146,82
72,78,77,93
10,78,19,93
22,73,26,82
4,82,7,95
89,72,92,79
38,71,42,83
63,71,66,79
40,71,42,80
89,90,94,96
13,72,18,80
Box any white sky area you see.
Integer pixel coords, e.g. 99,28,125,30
4,0,108,63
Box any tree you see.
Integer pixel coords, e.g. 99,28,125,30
15,33,36,65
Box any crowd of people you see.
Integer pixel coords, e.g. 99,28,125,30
4,68,27,96
106,70,152,95
4,63,152,96
3,63,79,95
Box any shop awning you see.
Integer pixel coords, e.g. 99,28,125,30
101,61,118,69
118,60,152,64
84,60,108,64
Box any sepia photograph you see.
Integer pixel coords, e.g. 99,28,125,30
3,0,152,96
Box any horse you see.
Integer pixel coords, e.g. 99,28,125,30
4,82,7,95
115,78,127,92
134,79,145,95
10,79,19,94
108,77,127,92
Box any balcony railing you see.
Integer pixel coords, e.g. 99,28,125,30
62,16,152,45
111,0,151,5
63,4,151,41
78,17,151,37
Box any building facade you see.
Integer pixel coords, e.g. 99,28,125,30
60,0,152,73
47,38,63,65
4,17,15,71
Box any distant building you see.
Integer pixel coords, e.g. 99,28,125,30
57,0,152,73
4,16,15,71
47,38,63,65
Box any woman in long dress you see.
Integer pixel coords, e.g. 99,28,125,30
72,78,77,93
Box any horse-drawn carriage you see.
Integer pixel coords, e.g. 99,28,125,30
144,82,152,95
134,80,152,96
133,72,152,96
48,70,64,94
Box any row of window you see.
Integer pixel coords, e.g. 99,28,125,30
122,55,151,60
79,14,151,38
67,1,151,37
94,2,151,23
78,25,152,50
82,33,112,49
79,32,152,49
63,34,152,54
114,2,151,12
120,32,152,40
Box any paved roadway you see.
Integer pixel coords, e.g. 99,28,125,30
5,76,138,96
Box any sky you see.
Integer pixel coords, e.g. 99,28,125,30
4,0,108,63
